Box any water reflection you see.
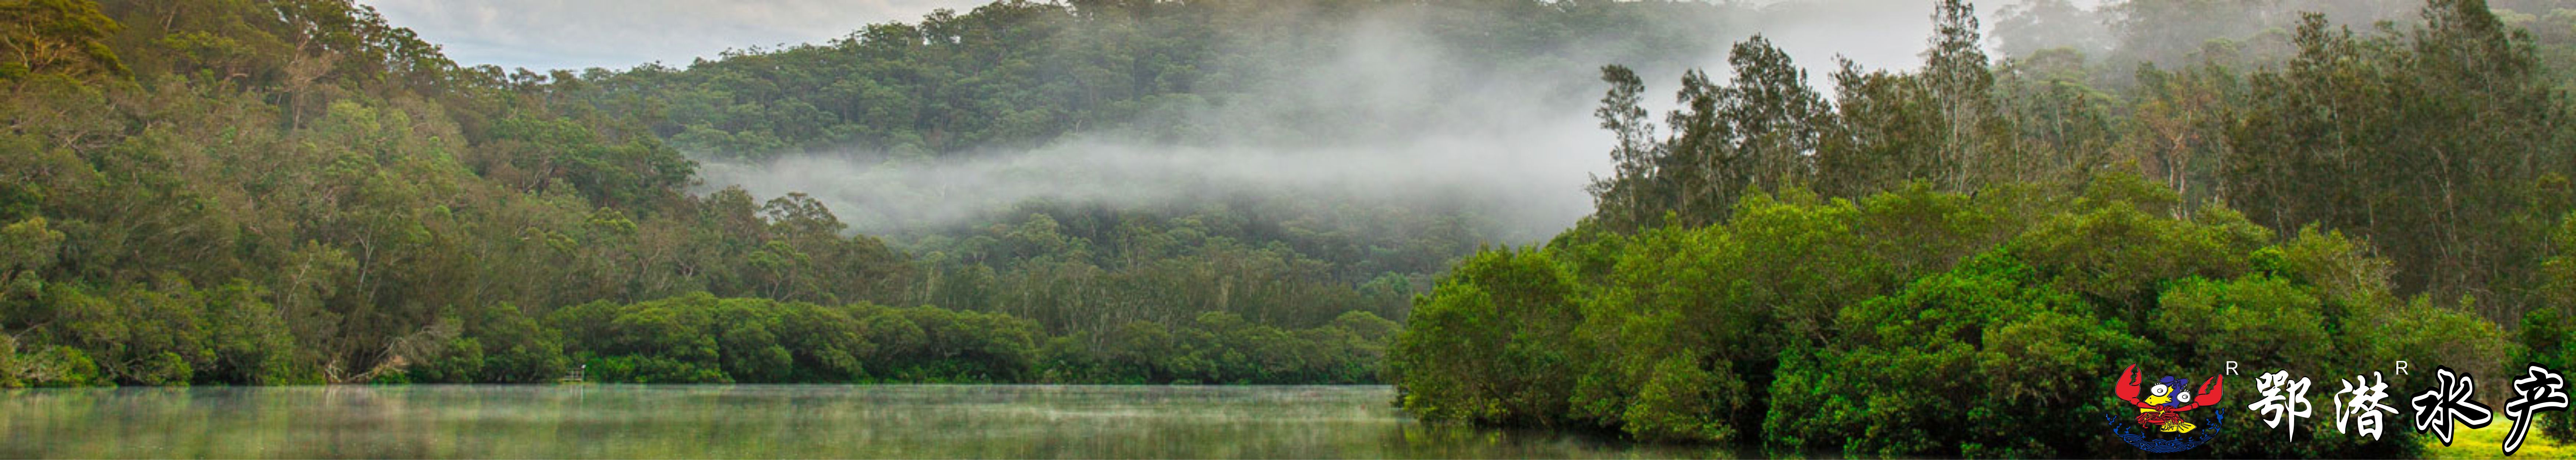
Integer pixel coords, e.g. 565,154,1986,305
0,385,1724,459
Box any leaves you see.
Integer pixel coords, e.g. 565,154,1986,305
1396,172,2474,457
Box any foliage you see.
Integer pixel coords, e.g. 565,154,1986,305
1765,252,2143,457
1395,173,2506,457
1388,247,1581,425
0,0,1740,388
2226,0,2573,324
559,0,1733,159
1043,309,1396,385
535,292,1390,385
0,0,128,77
7,2,2576,457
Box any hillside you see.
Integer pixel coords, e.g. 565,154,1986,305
0,0,1744,386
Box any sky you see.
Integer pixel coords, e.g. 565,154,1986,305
362,0,989,71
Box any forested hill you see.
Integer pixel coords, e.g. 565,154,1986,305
0,0,919,385
0,0,1754,386
545,0,1770,348
562,0,1738,160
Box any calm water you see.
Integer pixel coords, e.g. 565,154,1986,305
0,385,1720,459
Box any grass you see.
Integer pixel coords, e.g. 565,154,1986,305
2425,422,2576,460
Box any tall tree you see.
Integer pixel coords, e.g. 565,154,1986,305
1923,0,2013,190
1588,64,1661,232
2227,0,2573,322
0,0,127,77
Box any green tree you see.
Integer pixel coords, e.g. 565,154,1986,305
2227,0,2571,323
1388,247,1581,426
0,0,127,77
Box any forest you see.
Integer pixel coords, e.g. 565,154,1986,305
1,0,1637,386
1393,0,2576,457
10,0,2576,456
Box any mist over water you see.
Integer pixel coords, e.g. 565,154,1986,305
689,1,1988,242
1,385,1711,459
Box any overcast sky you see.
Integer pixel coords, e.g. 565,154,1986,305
362,0,988,71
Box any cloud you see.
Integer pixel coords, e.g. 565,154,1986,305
361,0,987,70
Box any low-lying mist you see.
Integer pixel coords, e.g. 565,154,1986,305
698,123,1610,243
689,0,1958,244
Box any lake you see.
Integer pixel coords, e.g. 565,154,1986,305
0,385,1717,459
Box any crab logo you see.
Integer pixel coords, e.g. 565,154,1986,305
2106,364,2228,453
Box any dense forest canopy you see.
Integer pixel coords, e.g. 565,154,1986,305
1392,0,2576,457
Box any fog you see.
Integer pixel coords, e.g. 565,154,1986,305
689,1,2051,242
